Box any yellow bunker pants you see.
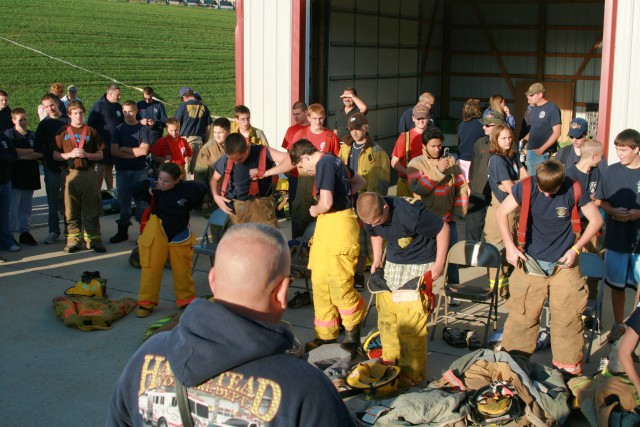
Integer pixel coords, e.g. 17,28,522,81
377,290,429,384
137,215,197,309
483,193,517,298
502,261,588,375
308,208,365,340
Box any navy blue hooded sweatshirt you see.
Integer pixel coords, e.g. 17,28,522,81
106,298,354,426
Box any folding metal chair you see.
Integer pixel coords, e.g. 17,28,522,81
580,252,606,363
288,222,315,296
192,209,228,273
430,240,502,347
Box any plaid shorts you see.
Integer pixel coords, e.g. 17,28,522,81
384,261,432,291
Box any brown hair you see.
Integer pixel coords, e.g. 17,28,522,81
292,101,307,111
67,100,85,113
224,133,248,155
489,124,515,158
613,129,640,149
122,100,137,110
234,105,250,117
165,117,180,128
356,192,385,224
489,95,505,118
50,83,64,97
462,99,482,121
159,162,181,181
536,159,565,192
289,139,317,165
11,108,26,119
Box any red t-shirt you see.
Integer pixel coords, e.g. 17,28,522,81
391,129,424,178
282,124,309,150
288,127,340,178
151,135,193,166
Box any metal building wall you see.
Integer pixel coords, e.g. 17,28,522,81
242,0,294,147
442,1,603,143
607,0,640,160
325,0,435,151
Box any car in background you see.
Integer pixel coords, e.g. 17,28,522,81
219,0,234,10
201,0,219,7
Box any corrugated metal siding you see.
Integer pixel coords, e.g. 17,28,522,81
446,1,603,122
244,0,292,147
608,0,640,160
327,0,429,150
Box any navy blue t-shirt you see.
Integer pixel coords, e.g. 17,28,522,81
512,176,590,262
174,100,212,138
113,122,149,171
488,153,522,203
595,162,640,253
528,102,561,151
213,145,276,201
35,114,70,172
457,119,485,161
365,197,443,265
314,154,355,212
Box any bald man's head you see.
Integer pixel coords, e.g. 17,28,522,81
209,224,291,322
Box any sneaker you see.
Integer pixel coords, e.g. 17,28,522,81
304,338,337,353
8,244,20,252
135,306,154,318
63,244,81,254
536,328,551,351
608,323,626,343
448,297,461,307
443,326,467,347
19,232,37,246
43,233,60,244
89,243,107,253
288,291,312,309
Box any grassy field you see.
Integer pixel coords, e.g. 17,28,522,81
0,0,236,121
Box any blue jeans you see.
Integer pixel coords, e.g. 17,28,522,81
44,168,63,234
116,169,147,225
526,150,549,175
0,181,13,249
10,189,34,233
447,221,460,284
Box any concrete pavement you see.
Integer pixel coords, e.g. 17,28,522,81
0,186,634,426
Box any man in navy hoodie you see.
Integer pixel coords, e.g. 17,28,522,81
107,223,354,427
88,84,123,190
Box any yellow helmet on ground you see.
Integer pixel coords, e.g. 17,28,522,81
346,360,400,399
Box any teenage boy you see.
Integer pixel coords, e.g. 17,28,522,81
195,117,230,215
0,90,11,133
109,101,150,244
288,104,341,239
137,86,167,146
408,126,468,286
556,117,607,173
150,117,192,180
358,192,448,385
289,140,367,354
6,108,42,247
0,133,18,256
281,101,310,211
595,129,640,343
497,159,602,377
211,133,292,219
333,87,368,140
54,101,106,253
339,113,391,288
231,105,268,146
88,84,123,190
391,104,430,197
36,94,70,244
465,111,506,241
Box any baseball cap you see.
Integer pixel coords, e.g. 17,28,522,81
525,82,546,96
348,113,368,130
479,111,506,126
568,118,588,138
179,86,192,97
412,104,429,120
67,85,78,93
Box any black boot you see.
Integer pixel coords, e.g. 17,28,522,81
341,324,361,355
304,338,337,353
109,223,130,244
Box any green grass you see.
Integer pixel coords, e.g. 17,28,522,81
0,0,236,122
